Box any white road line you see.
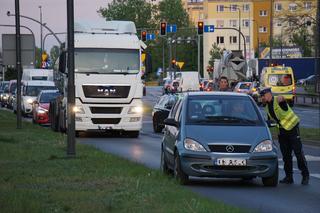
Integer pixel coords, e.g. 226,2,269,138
278,165,320,179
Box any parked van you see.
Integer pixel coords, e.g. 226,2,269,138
22,69,53,81
260,65,295,106
13,80,56,115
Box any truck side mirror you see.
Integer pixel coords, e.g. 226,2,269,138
59,51,66,74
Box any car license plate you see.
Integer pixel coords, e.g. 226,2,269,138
215,158,246,166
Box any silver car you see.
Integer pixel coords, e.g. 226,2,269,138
161,92,278,187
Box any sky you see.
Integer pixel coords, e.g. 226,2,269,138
0,0,111,53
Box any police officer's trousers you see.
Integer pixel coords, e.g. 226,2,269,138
278,125,309,178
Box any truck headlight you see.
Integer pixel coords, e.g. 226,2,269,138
73,106,85,114
253,140,273,152
27,98,33,104
184,138,207,152
128,106,143,114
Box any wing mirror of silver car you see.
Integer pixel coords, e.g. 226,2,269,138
164,118,180,128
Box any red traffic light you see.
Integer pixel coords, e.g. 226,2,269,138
141,31,147,41
198,21,204,35
160,22,167,36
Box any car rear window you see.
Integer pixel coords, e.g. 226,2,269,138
239,83,251,89
186,95,262,126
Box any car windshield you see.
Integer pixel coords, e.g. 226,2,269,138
268,74,292,86
9,83,17,93
186,96,262,126
26,86,57,97
75,48,139,74
239,83,251,89
40,92,60,103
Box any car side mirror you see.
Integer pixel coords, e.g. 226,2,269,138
164,118,180,128
266,120,277,128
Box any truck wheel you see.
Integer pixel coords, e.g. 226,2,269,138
126,131,139,138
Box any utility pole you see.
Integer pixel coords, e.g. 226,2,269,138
269,0,274,63
15,0,22,129
198,35,201,77
39,6,43,56
316,0,320,92
67,0,76,156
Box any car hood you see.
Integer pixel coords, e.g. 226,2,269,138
184,125,270,146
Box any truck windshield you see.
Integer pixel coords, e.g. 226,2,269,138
75,48,140,74
26,86,57,97
268,74,292,86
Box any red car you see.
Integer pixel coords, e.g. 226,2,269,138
32,90,60,124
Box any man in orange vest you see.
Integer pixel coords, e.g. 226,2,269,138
260,88,309,185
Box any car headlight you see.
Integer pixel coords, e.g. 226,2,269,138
3,95,8,100
184,138,207,152
128,106,143,114
27,98,33,104
253,140,273,152
37,107,48,114
73,106,85,114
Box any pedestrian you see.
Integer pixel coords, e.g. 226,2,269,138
260,87,310,185
218,76,231,91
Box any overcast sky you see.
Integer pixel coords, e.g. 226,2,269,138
0,0,111,52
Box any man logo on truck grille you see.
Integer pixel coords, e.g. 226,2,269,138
97,87,116,96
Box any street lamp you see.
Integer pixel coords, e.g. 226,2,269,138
39,6,43,55
224,5,241,51
252,19,260,58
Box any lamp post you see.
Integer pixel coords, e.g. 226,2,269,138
39,6,43,55
43,32,66,52
224,5,241,51
252,19,260,58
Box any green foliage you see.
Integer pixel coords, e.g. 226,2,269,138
49,45,60,66
208,43,223,67
4,67,17,80
290,27,312,57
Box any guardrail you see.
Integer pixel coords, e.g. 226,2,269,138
295,93,319,105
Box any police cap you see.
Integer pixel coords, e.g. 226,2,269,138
259,87,272,96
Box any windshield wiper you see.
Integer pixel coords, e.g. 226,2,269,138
204,116,257,124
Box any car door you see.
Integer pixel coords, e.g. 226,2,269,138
164,99,182,166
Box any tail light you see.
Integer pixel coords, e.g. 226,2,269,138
237,89,241,92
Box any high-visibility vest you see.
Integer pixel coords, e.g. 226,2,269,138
266,99,300,131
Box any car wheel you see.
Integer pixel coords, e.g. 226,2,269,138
153,116,162,133
262,164,278,187
160,146,171,175
126,131,139,138
174,153,189,185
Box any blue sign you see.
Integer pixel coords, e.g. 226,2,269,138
204,25,215,33
166,24,177,33
147,33,155,41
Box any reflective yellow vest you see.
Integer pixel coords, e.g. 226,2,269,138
266,99,300,131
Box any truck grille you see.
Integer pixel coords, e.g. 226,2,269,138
208,145,251,153
90,107,122,114
83,85,130,98
91,118,121,124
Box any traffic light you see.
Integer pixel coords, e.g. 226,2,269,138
197,21,204,35
160,22,167,36
141,31,147,41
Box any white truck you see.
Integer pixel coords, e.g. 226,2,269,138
50,21,146,137
22,69,53,81
177,71,200,92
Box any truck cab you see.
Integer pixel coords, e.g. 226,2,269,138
52,21,145,137
260,65,295,106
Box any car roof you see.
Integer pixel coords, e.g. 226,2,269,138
40,90,59,94
186,91,248,97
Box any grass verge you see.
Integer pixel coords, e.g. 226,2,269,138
269,127,320,143
0,110,243,213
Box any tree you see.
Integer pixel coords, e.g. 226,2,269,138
98,0,155,29
156,0,190,27
208,43,223,67
50,45,60,66
289,27,312,57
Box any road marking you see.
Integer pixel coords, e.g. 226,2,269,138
278,155,320,161
278,165,320,180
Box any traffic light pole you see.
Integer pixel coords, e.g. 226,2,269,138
198,35,201,77
15,0,22,129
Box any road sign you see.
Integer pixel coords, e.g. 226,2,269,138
176,62,184,69
147,33,155,41
204,25,215,33
166,24,177,33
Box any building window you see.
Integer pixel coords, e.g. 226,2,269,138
274,3,282,11
242,19,250,27
216,20,224,27
229,36,237,44
217,5,224,12
217,36,224,44
245,36,250,43
277,21,282,27
230,4,238,12
229,19,237,27
259,26,267,33
243,4,250,12
259,10,267,16
289,3,297,11
305,2,312,10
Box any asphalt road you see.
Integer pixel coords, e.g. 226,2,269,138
79,87,320,213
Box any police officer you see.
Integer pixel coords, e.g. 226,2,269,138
260,88,309,185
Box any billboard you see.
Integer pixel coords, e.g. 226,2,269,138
259,47,302,59
2,34,35,67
